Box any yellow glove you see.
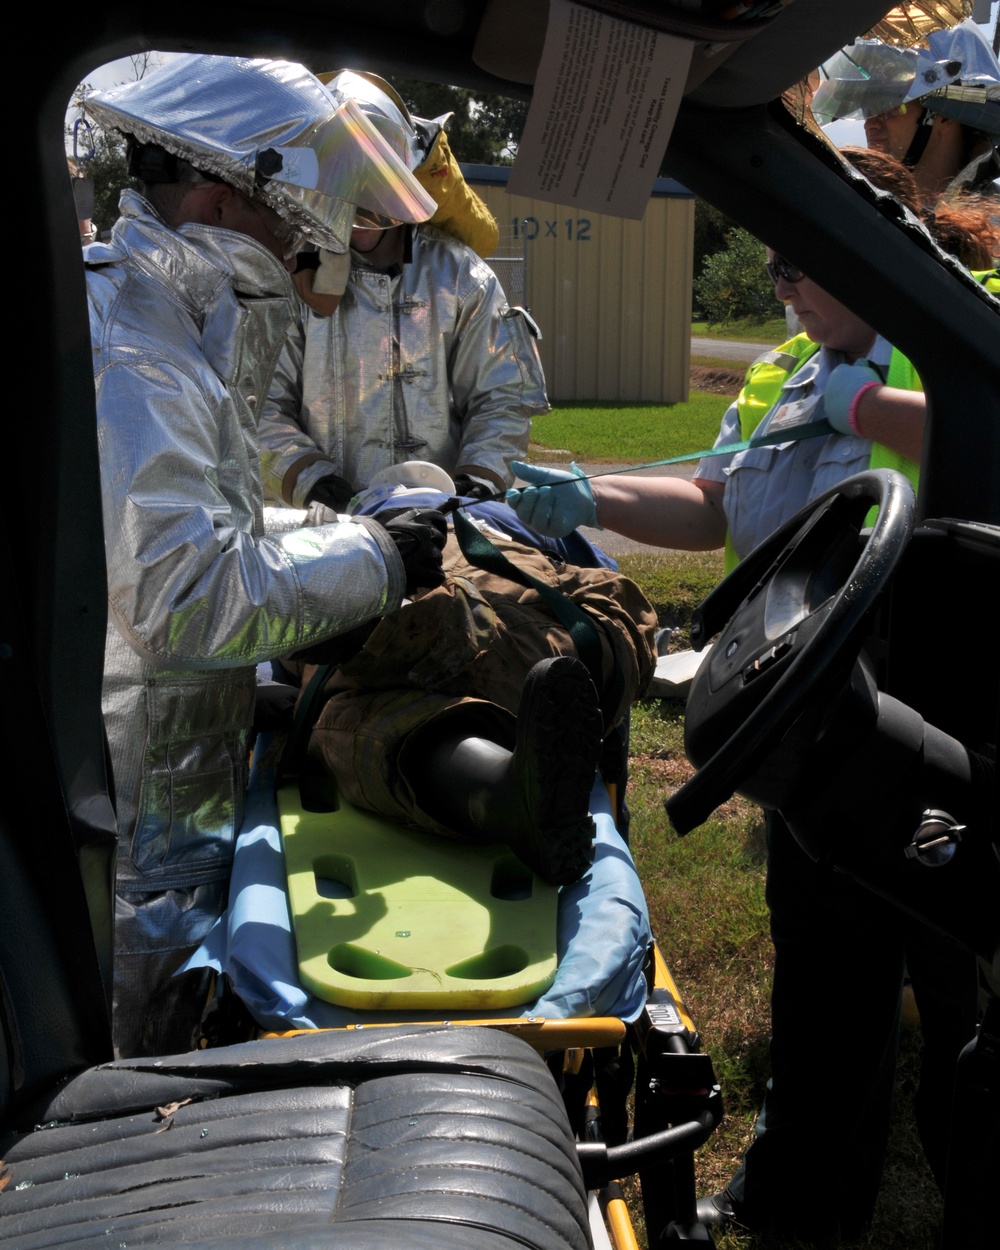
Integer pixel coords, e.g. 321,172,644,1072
414,128,499,259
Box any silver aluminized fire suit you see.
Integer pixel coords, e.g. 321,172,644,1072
87,191,405,1056
259,224,548,506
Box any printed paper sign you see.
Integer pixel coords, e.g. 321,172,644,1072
508,0,693,219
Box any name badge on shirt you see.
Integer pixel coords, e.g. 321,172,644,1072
764,391,823,435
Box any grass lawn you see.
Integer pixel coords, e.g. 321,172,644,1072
530,394,726,465
616,549,944,1250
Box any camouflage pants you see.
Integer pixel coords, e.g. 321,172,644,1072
308,531,656,832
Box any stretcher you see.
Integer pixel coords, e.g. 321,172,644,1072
189,734,650,1031
184,734,724,1247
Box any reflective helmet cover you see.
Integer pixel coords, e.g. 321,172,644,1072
85,54,435,252
812,19,999,132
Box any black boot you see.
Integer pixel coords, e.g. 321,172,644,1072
407,655,603,885
695,1190,742,1229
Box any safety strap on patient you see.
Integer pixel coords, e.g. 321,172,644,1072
452,508,623,725
281,661,340,809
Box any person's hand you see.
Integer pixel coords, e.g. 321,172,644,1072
306,473,356,511
291,248,351,316
505,461,598,537
825,361,884,435
379,507,448,596
313,248,352,295
452,474,496,501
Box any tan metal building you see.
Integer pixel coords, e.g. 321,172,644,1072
465,166,694,403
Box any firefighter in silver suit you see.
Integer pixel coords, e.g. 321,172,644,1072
259,70,548,512
84,54,442,1056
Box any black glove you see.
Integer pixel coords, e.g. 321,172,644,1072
306,473,356,511
452,474,497,501
379,507,448,596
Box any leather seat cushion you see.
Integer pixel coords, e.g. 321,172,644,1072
1,1026,590,1249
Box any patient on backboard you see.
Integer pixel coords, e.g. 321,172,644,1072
278,464,657,887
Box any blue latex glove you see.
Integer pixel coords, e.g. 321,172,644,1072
506,461,599,537
824,360,883,434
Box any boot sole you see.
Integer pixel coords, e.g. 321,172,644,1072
508,655,603,886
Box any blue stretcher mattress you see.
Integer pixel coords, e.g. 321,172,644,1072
186,740,652,1031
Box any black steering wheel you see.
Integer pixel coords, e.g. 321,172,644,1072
666,470,916,836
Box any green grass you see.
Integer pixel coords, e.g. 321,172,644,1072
692,316,787,342
618,550,723,631
619,551,943,1250
529,394,725,464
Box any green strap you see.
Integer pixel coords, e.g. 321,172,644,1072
452,509,620,725
579,417,834,483
282,660,338,781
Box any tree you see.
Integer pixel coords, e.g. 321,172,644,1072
393,79,528,164
72,124,140,238
468,93,530,162
68,55,162,240
693,199,734,280
693,225,782,325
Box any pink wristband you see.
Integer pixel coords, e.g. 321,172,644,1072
848,381,881,436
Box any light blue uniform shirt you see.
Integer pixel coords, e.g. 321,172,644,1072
695,335,892,561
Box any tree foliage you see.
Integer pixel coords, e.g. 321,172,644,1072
68,58,160,240
693,199,734,279
693,225,781,325
393,79,528,164
73,125,140,238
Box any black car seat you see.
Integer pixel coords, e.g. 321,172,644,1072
1,1026,591,1249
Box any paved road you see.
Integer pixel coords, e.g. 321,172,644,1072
691,335,766,363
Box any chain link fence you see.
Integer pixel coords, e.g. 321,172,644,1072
488,222,529,310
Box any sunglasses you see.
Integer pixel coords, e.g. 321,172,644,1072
764,256,806,285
